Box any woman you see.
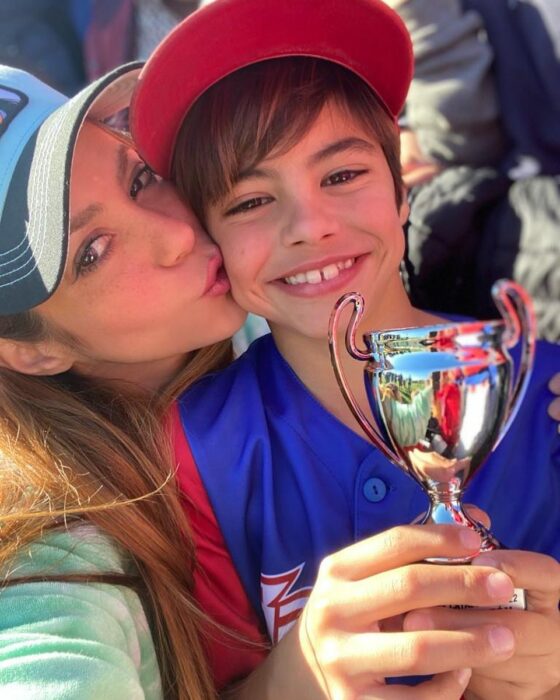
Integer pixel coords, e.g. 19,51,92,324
0,61,252,699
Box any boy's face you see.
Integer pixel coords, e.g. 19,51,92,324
206,103,409,340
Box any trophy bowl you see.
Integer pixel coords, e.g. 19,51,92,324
328,279,536,565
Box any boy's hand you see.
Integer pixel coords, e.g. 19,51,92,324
298,524,517,699
548,374,560,425
403,549,560,700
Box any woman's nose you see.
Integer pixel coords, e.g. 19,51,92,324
152,218,197,267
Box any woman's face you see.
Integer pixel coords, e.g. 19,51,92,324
37,121,245,388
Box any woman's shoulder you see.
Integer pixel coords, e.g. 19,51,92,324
4,523,132,578
0,525,163,700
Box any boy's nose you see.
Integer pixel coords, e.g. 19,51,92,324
281,198,336,247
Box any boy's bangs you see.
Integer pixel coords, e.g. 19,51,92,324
173,58,402,220
213,59,335,201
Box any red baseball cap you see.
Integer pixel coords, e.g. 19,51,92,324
131,0,413,179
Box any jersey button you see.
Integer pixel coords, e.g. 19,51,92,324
363,477,388,503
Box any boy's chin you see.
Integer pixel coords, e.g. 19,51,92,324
271,315,331,342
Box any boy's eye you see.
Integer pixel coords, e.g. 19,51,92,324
225,196,273,216
324,169,368,186
130,164,156,199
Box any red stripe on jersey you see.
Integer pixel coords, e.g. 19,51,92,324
169,402,268,689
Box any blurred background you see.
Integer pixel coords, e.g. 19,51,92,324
0,0,200,95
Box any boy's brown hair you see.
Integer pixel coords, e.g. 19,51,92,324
173,57,403,224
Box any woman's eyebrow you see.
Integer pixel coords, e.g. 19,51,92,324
70,203,104,235
309,137,376,165
116,143,129,183
69,144,130,235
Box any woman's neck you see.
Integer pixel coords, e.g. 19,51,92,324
72,353,189,393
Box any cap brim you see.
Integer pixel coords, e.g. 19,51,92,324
0,63,141,315
131,0,412,179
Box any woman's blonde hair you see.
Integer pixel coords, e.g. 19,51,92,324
0,310,232,700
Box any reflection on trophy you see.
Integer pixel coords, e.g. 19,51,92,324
328,279,536,571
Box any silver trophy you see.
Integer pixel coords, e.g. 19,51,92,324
329,280,535,575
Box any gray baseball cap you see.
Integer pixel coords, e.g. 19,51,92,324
0,62,142,315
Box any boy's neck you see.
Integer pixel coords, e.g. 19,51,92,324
271,298,443,436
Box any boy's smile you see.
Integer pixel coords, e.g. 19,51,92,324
207,102,410,340
272,253,370,298
282,256,358,286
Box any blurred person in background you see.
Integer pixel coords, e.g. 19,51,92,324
0,0,85,95
386,0,560,341
82,0,199,80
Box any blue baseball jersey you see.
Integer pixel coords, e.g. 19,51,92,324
178,333,560,643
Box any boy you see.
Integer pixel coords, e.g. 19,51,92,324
132,0,560,696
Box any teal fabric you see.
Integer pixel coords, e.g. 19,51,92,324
0,526,163,699
232,314,269,357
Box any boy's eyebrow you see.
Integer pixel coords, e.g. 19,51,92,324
235,137,376,183
235,165,274,184
309,137,376,165
69,144,129,235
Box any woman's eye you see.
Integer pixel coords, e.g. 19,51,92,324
130,164,157,199
324,169,368,186
76,234,111,277
225,196,273,216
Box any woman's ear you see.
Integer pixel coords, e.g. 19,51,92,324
0,339,73,376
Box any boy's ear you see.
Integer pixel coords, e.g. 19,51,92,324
399,188,410,225
0,339,73,376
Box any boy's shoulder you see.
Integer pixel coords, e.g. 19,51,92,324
523,338,559,399
188,332,273,386
179,332,283,421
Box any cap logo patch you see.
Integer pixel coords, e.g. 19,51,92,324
0,86,28,138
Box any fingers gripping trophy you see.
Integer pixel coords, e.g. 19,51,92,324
329,280,536,610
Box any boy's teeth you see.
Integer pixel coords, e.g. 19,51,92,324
285,258,355,285
306,269,322,284
322,264,339,280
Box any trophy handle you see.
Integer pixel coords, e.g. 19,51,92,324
491,279,537,447
328,293,401,465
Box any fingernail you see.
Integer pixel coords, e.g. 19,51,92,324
455,668,472,686
487,571,513,599
488,626,515,654
460,528,481,550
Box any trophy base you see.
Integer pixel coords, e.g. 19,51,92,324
420,501,500,564
424,531,499,564
419,502,528,610
446,588,527,611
